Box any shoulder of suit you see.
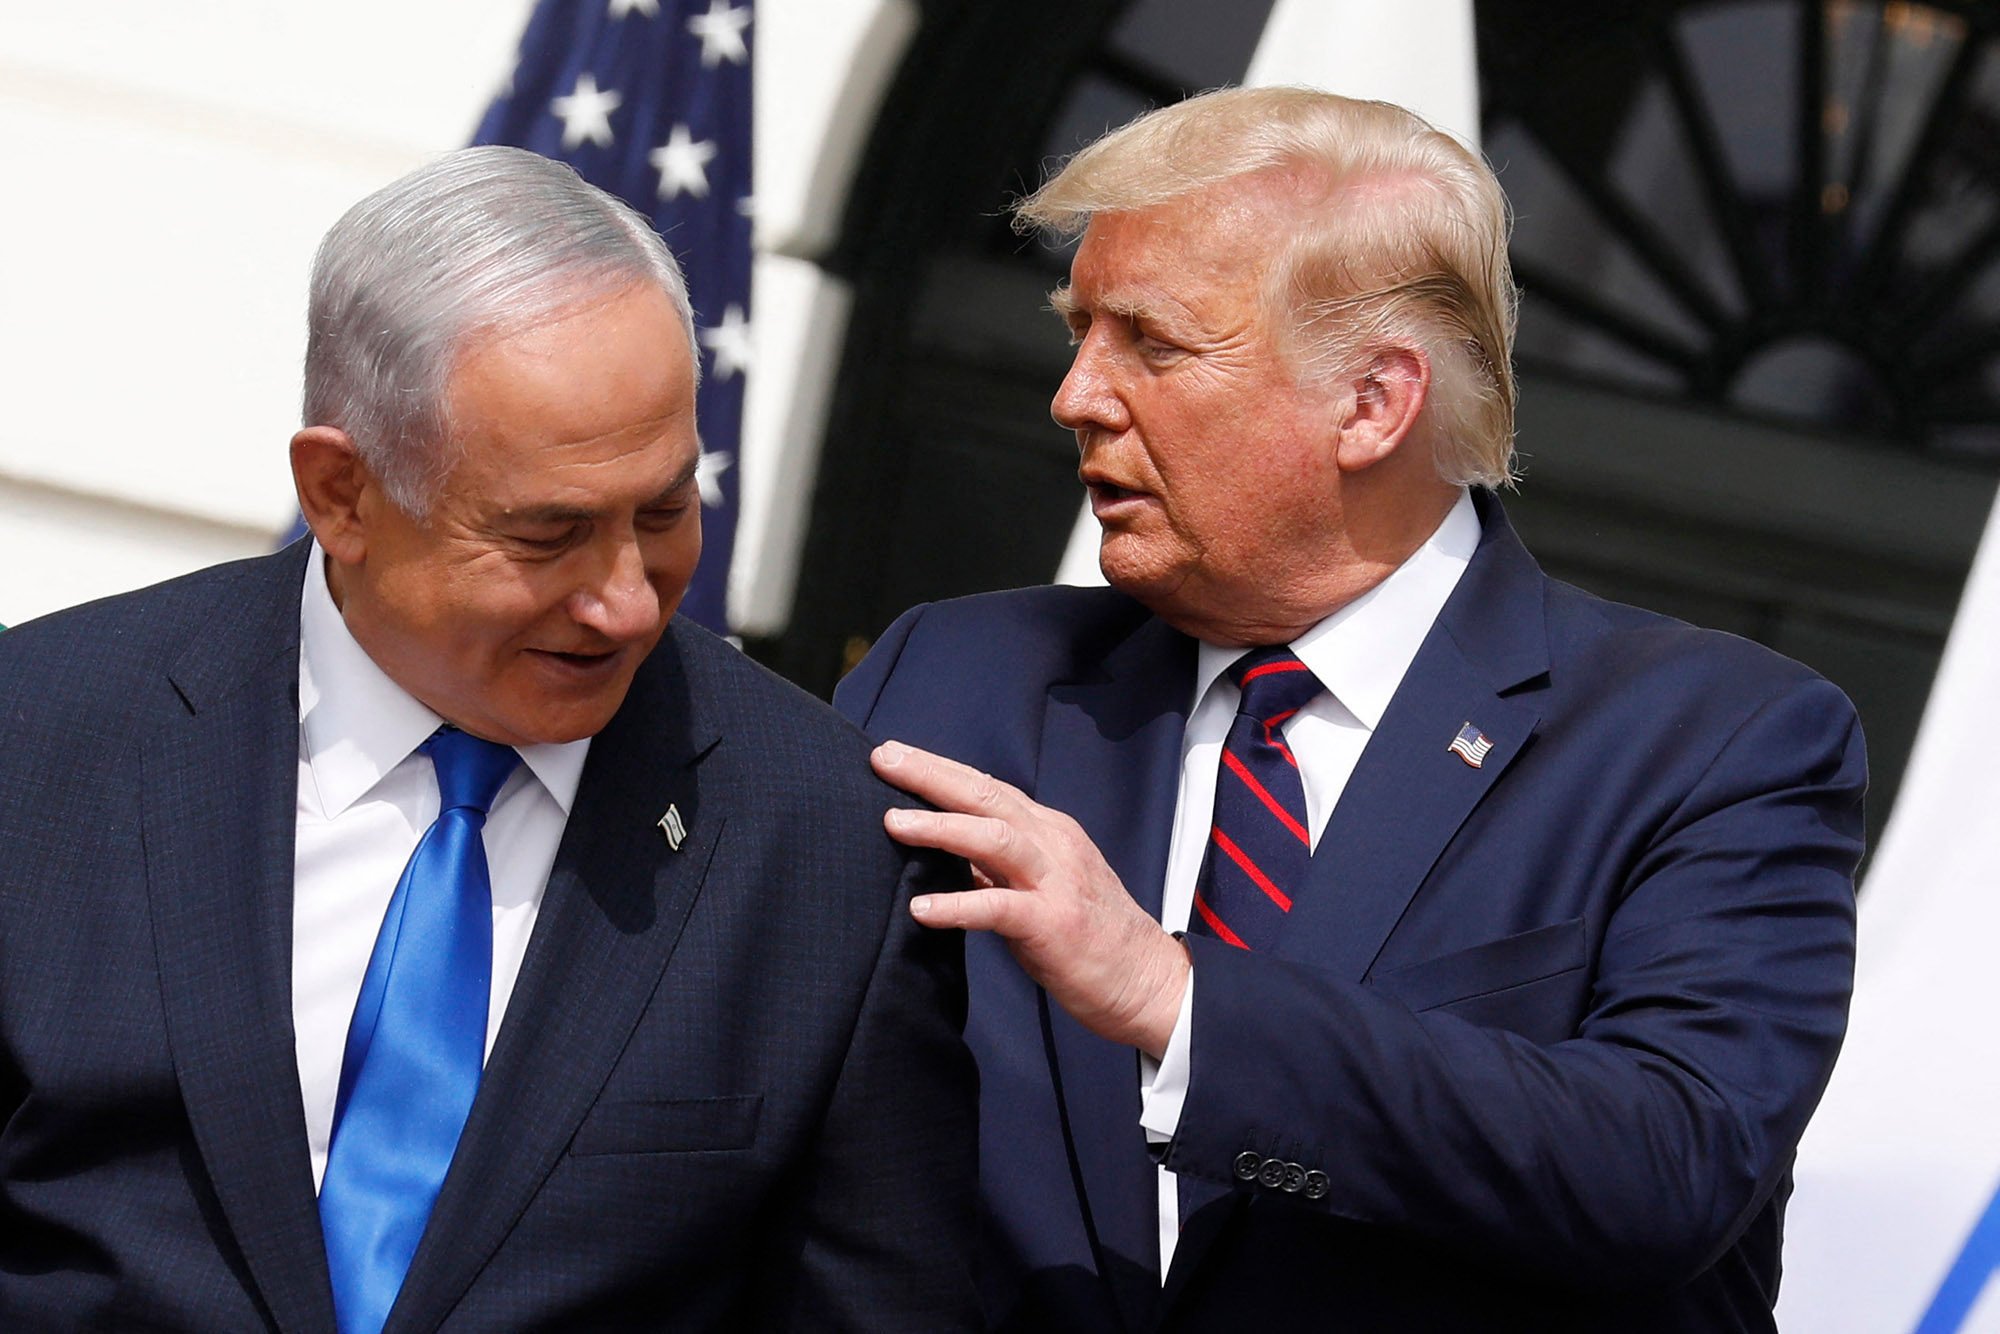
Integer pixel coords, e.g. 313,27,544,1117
889,583,1158,670
655,615,881,747
0,545,299,681
0,545,303,752
1539,572,1845,709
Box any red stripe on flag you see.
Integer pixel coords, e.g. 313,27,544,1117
1192,892,1249,948
1212,829,1294,911
1221,749,1309,845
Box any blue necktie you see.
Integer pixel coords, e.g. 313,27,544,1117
1188,647,1323,953
318,728,519,1334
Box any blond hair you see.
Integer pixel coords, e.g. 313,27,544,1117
1017,86,1517,487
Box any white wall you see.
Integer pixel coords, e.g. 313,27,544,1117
0,1,536,624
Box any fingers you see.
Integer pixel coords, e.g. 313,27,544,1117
883,806,1050,885
909,887,1028,935
872,740,1020,819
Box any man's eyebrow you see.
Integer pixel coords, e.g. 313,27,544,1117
506,501,595,527
1048,285,1157,325
501,458,702,527
644,456,702,507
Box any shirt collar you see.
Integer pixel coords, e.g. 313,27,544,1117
298,543,590,817
1191,488,1480,730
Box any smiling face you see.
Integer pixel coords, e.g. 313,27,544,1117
1051,179,1362,644
327,279,701,745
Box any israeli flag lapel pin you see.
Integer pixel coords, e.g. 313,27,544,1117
658,803,688,851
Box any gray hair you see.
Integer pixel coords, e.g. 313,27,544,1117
302,145,696,513
1017,86,1518,488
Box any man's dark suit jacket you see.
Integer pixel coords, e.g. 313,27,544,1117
0,543,979,1332
835,493,1866,1333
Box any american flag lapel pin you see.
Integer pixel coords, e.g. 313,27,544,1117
1447,722,1494,769
658,803,688,851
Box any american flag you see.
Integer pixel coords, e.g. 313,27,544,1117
474,0,754,634
1447,722,1493,769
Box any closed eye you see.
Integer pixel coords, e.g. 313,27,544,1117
509,526,583,556
638,500,694,530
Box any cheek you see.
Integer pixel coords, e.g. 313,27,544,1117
461,572,573,647
653,519,704,575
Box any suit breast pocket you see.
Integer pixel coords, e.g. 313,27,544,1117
568,1093,764,1157
1368,918,1588,1042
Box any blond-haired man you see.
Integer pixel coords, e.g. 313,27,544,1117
839,87,1863,1332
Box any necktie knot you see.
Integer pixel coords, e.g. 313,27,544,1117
1228,647,1322,723
422,728,520,820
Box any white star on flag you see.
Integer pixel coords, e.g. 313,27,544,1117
550,73,620,149
649,124,717,199
696,450,733,508
698,304,753,380
686,0,752,68
607,0,659,16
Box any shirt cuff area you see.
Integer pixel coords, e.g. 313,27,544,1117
1138,970,1196,1144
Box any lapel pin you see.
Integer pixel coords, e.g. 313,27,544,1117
658,803,688,851
1447,722,1494,769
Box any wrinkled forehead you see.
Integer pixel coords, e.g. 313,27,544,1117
1056,185,1304,313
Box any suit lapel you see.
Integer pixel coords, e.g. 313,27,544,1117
388,627,724,1334
1281,493,1553,984
143,544,339,1334
1036,615,1193,1334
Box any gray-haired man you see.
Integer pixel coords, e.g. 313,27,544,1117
0,146,977,1333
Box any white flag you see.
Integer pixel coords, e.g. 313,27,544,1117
1780,484,2000,1333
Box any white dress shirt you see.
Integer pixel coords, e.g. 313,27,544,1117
1140,489,1481,1274
292,545,591,1189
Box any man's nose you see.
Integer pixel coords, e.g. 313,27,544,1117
1051,340,1130,438
572,536,662,642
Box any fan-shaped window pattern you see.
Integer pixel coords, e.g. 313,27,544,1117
1485,0,2000,464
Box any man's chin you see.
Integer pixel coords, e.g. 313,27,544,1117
465,675,640,747
486,700,624,746
1099,542,1187,609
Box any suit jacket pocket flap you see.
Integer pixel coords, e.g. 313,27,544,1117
569,1094,764,1156
1368,918,1586,1013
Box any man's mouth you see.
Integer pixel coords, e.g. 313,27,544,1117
528,646,625,675
1086,479,1151,513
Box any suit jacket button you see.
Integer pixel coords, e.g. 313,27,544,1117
1303,1170,1330,1200
1233,1151,1262,1181
1281,1162,1307,1193
1257,1159,1286,1189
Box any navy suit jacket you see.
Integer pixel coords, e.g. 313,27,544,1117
0,543,980,1332
835,494,1865,1333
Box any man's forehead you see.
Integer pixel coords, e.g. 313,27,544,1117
490,451,698,513
1055,199,1267,318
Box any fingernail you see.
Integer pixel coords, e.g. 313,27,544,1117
877,740,906,766
911,896,932,916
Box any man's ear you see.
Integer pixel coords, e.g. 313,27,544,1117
291,426,370,564
1334,346,1430,473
